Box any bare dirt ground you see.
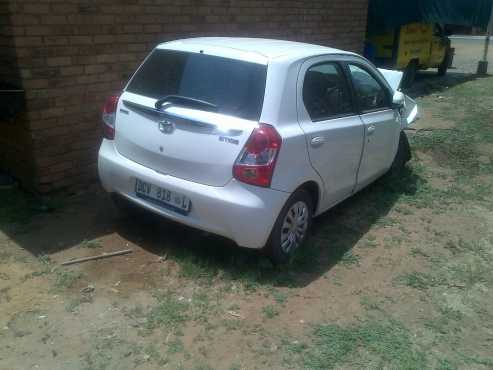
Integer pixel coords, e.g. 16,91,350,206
1,46,493,370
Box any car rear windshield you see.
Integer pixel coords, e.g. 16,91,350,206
126,49,267,121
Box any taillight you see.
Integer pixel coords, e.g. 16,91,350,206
233,123,282,188
102,94,120,140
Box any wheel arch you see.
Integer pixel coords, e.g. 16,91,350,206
295,180,321,215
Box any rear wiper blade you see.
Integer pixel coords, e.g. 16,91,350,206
155,95,218,112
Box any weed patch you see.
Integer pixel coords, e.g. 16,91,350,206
291,320,426,369
146,294,190,331
340,250,361,267
397,271,444,290
54,269,82,291
80,239,103,249
262,305,280,319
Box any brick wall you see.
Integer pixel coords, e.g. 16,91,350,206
1,0,368,193
0,1,36,189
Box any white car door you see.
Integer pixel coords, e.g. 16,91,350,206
297,57,365,211
346,63,401,190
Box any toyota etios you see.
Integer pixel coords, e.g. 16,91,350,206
98,38,419,263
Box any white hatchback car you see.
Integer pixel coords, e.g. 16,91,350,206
98,38,418,263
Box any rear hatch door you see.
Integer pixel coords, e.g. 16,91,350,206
114,48,267,187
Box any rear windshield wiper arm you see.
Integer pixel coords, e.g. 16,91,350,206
155,95,218,112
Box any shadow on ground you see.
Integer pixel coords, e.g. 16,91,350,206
0,165,421,288
404,71,480,99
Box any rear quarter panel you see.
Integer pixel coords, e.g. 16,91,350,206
263,59,324,212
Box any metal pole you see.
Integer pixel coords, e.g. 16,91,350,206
483,30,490,61
477,2,493,74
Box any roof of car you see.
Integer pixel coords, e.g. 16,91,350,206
157,37,355,64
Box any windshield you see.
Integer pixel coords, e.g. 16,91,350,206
126,49,267,121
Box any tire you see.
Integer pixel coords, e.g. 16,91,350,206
437,49,451,76
401,60,418,88
390,131,411,173
265,190,313,265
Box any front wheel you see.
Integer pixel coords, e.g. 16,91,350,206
438,49,452,76
390,131,412,174
265,190,313,265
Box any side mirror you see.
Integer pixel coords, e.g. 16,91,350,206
392,91,405,108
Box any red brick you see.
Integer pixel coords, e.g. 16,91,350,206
69,35,93,44
84,65,108,74
40,15,68,25
46,56,72,66
24,4,50,14
14,36,43,46
60,66,85,76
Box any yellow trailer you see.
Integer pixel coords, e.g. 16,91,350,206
366,23,454,87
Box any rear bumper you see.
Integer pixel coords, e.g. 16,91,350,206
98,140,290,249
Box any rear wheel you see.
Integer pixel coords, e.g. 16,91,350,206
266,190,313,265
401,60,418,88
438,49,452,76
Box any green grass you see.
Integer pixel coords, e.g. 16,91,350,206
435,358,459,370
424,306,463,335
143,344,168,365
448,259,492,288
397,271,444,290
167,338,185,354
25,255,83,291
363,235,378,248
459,353,493,367
82,334,130,370
340,250,361,267
80,239,103,249
292,320,426,370
410,247,430,258
269,288,288,305
401,238,493,292
445,238,493,261
190,290,217,323
54,269,82,291
262,304,280,319
146,293,190,331
65,294,93,313
360,296,381,311
411,78,493,179
178,256,219,283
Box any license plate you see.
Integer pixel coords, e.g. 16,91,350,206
134,178,191,214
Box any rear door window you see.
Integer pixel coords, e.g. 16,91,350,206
126,49,267,121
302,62,354,121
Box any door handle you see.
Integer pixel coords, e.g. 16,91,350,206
367,125,376,136
310,136,326,147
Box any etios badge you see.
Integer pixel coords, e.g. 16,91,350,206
158,120,175,134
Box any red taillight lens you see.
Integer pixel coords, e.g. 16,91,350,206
102,94,120,140
233,123,282,188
